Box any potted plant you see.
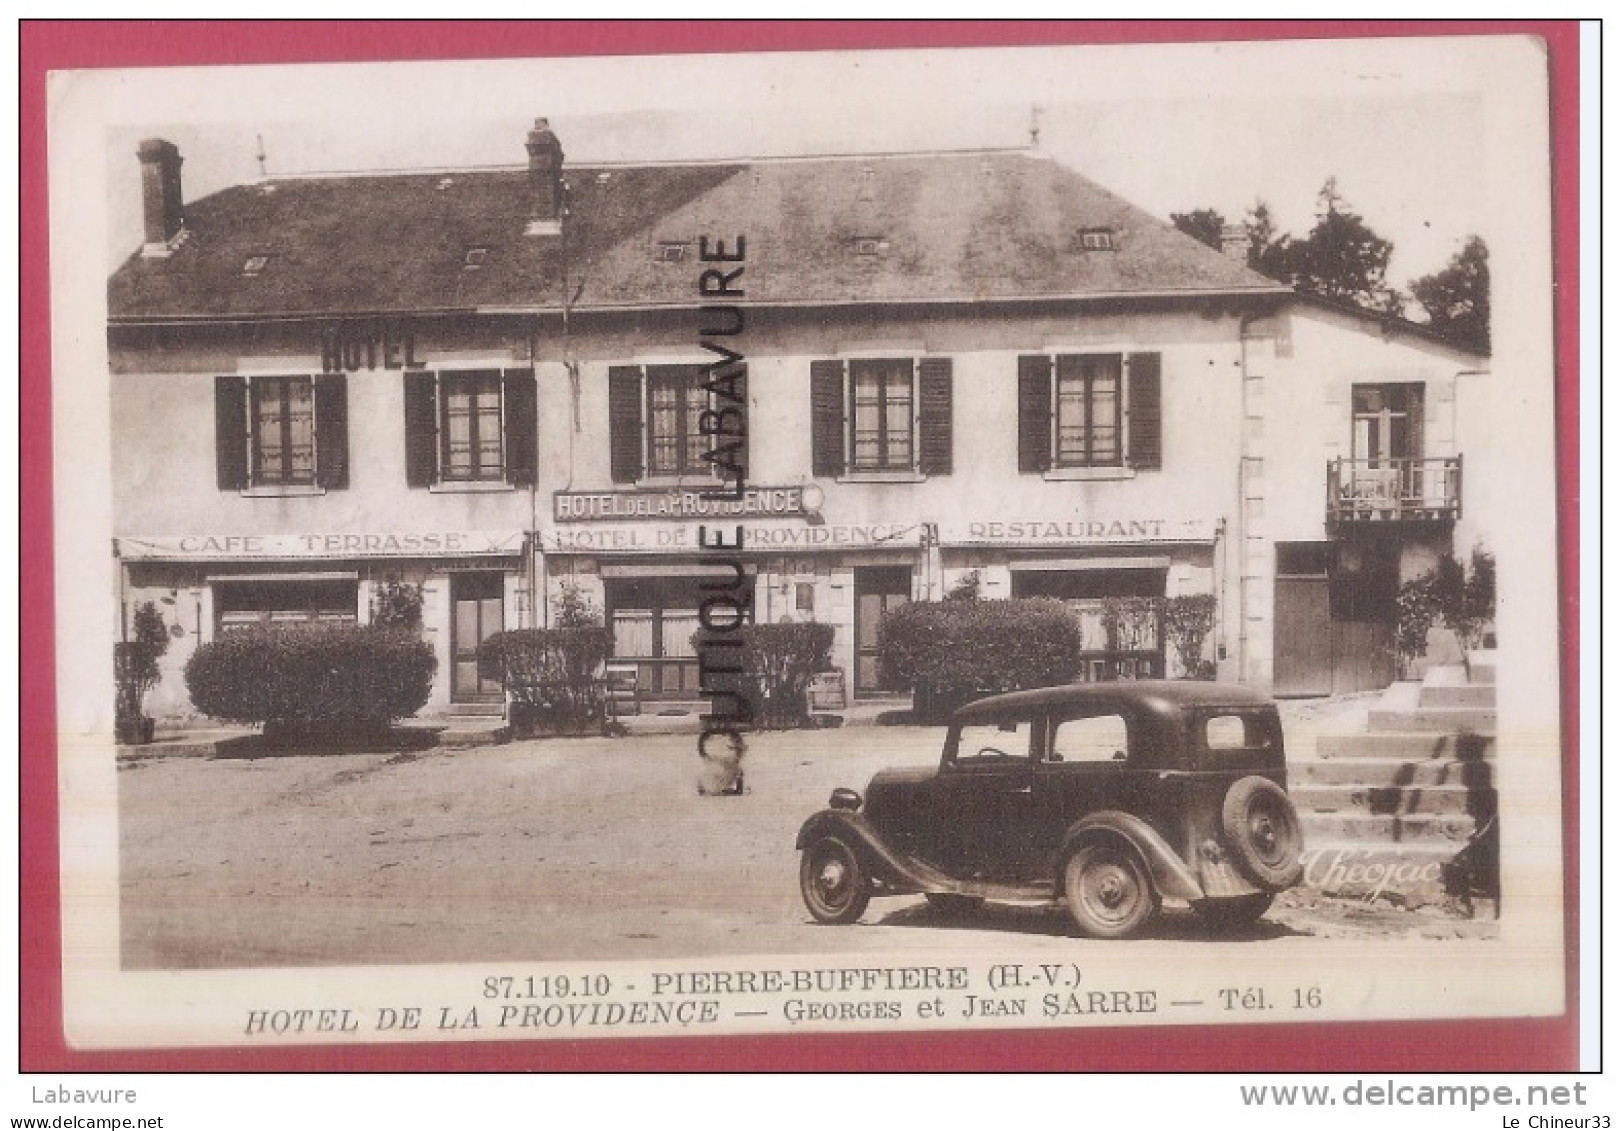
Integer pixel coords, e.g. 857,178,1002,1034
114,601,169,744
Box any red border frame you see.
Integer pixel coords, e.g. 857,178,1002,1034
18,19,1583,1072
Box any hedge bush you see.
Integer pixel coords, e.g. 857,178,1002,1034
185,624,435,737
719,622,835,730
879,598,1082,721
479,627,613,735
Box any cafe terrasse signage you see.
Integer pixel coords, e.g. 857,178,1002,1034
115,531,526,561
554,486,809,523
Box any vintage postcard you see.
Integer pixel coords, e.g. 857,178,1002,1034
43,31,1571,1060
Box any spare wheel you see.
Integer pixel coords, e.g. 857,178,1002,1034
1220,776,1304,889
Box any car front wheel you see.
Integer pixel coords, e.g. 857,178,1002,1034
1063,842,1160,940
800,837,871,925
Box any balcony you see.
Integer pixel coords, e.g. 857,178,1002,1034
1328,456,1461,527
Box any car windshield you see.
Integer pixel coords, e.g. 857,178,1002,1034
948,720,1034,766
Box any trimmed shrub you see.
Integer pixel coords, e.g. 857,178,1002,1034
185,624,435,737
879,598,1082,722
723,622,836,730
1396,547,1497,675
115,601,170,744
479,627,613,735
1163,594,1218,679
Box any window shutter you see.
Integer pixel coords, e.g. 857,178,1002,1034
214,375,248,490
503,368,539,486
1017,355,1053,473
917,357,953,476
403,371,438,487
314,374,349,490
810,360,845,477
1127,352,1162,470
609,366,644,483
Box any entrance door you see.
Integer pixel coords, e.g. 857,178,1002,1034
451,572,504,701
854,566,911,696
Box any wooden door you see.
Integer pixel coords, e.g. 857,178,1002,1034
1273,576,1333,698
451,573,504,701
854,566,911,696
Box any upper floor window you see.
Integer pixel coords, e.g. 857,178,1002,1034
608,363,748,484
1018,352,1161,474
404,368,537,488
214,374,348,492
1351,382,1424,464
810,357,952,479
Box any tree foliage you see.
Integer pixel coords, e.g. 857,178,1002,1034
1170,208,1225,252
1172,181,1409,316
1410,235,1490,353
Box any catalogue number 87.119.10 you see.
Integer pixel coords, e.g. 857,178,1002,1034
483,974,613,1000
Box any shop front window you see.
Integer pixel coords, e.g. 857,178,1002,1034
1010,568,1166,681
215,578,359,631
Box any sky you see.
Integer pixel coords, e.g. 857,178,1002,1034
91,36,1542,291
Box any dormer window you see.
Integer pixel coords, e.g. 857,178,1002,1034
655,241,689,264
853,236,888,257
463,247,489,270
1078,228,1116,251
241,255,271,277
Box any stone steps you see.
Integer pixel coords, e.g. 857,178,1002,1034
1300,810,1478,844
1368,704,1497,733
1291,755,1492,788
1293,782,1480,816
1309,730,1496,761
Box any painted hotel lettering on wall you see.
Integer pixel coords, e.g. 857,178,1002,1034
554,487,806,523
321,324,419,373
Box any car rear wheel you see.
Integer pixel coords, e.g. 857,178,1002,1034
800,837,871,925
1192,893,1275,931
1063,842,1160,940
1220,776,1305,890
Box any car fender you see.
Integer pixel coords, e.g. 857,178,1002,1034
1060,811,1204,902
795,809,940,895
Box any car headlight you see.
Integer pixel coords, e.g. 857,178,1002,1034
829,787,862,811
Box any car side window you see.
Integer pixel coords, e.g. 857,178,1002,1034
1049,713,1129,763
948,721,1035,767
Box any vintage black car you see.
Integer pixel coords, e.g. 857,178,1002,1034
796,682,1304,938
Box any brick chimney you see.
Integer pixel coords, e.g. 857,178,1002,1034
525,118,563,236
138,138,185,257
1219,222,1248,263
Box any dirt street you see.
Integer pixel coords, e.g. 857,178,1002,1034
118,721,1485,970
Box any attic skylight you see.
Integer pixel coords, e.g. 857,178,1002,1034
655,241,689,264
852,236,888,257
1077,228,1116,251
241,255,271,277
463,247,489,270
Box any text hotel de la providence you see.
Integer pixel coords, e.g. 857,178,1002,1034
108,120,1494,717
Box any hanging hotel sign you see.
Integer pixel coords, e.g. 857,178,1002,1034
940,517,1217,546
115,530,527,561
554,486,813,523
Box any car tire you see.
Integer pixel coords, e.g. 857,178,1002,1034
1221,776,1305,890
924,892,985,917
1192,892,1275,931
1063,842,1160,940
799,837,871,925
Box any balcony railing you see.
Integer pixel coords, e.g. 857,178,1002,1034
1327,456,1462,526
